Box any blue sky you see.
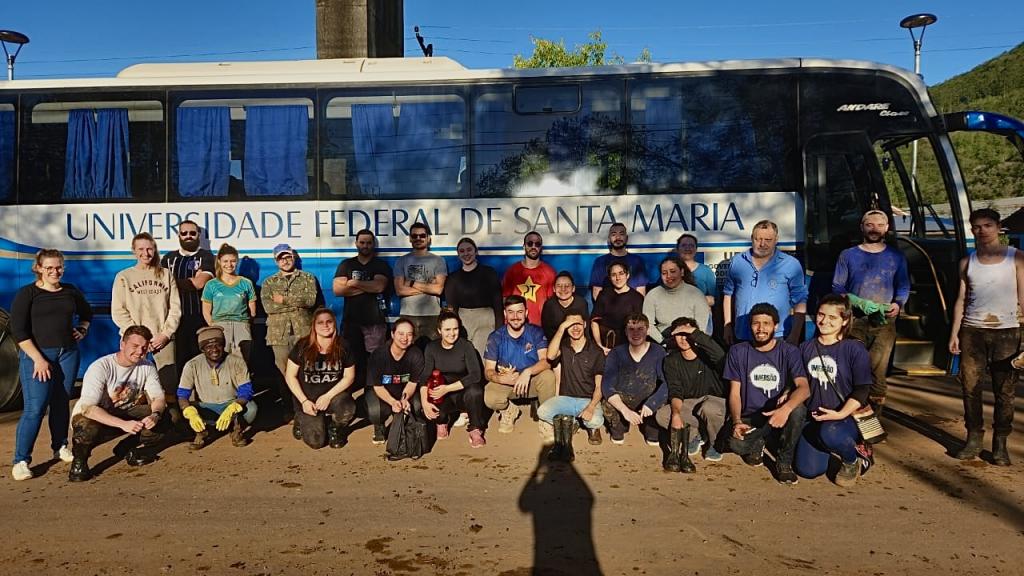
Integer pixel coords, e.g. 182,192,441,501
3,1,1021,85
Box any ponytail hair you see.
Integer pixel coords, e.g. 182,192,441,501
214,243,240,279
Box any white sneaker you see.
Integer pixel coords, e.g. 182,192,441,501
453,412,470,428
56,446,74,463
11,461,32,481
1012,351,1024,370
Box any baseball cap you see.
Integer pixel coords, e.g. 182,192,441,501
273,243,295,259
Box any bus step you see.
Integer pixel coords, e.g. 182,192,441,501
893,338,936,366
892,363,947,376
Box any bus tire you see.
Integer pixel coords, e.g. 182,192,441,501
0,308,23,412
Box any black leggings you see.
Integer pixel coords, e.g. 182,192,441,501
432,384,490,432
366,386,424,428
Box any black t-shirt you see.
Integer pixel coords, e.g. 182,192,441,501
10,283,93,348
541,295,589,340
288,339,356,397
444,265,503,327
161,249,215,318
420,338,482,387
559,340,605,399
366,342,425,395
592,288,644,343
334,256,392,325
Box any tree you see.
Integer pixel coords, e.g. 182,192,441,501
513,31,651,69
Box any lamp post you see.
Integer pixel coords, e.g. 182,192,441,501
900,13,937,197
0,30,30,81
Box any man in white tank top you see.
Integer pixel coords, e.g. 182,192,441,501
948,208,1024,466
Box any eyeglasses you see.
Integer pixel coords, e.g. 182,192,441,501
750,270,759,287
276,254,294,260
526,241,542,247
410,233,428,239
179,231,199,237
42,266,64,272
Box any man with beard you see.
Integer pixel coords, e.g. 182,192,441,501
832,210,909,417
334,229,391,398
589,222,649,301
722,220,807,344
502,231,556,326
601,314,667,446
483,295,556,434
161,220,215,369
393,223,447,342
726,303,809,485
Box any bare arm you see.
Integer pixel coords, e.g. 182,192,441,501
411,274,446,297
394,275,424,297
948,258,968,354
201,300,213,325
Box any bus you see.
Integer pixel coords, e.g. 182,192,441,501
2,56,1023,410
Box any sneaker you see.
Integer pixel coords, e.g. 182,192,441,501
645,438,660,447
704,446,723,462
437,423,449,440
11,461,32,481
468,429,486,448
498,403,521,434
776,463,798,485
687,435,705,456
371,425,387,445
610,430,625,445
453,412,470,428
586,428,603,446
56,446,74,463
835,459,860,487
855,443,874,476
741,450,764,467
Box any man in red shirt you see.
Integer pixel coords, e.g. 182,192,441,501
502,231,556,326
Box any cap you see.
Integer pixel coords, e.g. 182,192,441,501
196,325,225,345
273,243,294,259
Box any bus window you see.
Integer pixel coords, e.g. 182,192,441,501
472,81,624,198
321,92,466,199
20,95,165,203
883,137,956,239
628,76,797,193
171,96,315,201
0,103,13,203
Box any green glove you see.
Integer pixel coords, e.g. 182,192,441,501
846,294,890,324
182,405,206,433
216,402,244,431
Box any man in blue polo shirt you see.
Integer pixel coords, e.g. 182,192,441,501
723,220,807,344
483,295,556,434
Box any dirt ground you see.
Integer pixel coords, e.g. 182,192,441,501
1,374,1022,576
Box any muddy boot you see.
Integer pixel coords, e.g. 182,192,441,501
125,444,159,467
292,420,303,441
955,430,984,460
190,429,209,451
992,436,1011,466
230,417,249,447
664,427,683,472
546,422,563,461
327,422,348,449
678,426,696,473
556,415,575,462
68,441,92,482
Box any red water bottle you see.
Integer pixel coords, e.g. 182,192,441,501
427,369,445,406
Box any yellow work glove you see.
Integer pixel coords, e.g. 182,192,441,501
182,405,206,433
215,402,244,431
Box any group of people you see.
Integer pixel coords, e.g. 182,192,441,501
8,208,1019,487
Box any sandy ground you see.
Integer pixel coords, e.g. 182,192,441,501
1,374,1022,576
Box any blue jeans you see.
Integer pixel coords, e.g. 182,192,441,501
537,396,604,429
196,401,258,424
14,347,80,464
793,418,860,479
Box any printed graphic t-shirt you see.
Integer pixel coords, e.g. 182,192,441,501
723,340,807,417
289,340,356,397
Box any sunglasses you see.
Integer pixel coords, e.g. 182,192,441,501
410,233,428,239
526,241,542,247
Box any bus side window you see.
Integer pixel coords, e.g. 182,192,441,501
0,103,13,203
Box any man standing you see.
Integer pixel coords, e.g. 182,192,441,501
334,229,391,357
393,223,447,341
68,326,169,482
722,220,807,344
177,326,257,449
483,295,556,433
725,303,809,484
161,220,215,369
263,243,319,423
832,210,909,416
589,222,649,301
601,314,667,446
502,231,556,326
949,208,1024,466
656,317,728,473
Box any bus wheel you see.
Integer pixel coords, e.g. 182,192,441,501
0,308,22,412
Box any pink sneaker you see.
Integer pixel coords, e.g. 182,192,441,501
468,429,486,448
437,423,449,440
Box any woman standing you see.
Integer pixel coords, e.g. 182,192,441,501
10,249,92,480
420,310,488,448
285,308,357,449
202,244,256,363
796,293,874,486
675,233,717,307
443,237,503,356
591,262,644,354
540,271,589,341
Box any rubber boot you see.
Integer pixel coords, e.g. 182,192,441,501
545,419,563,461
992,435,1011,466
955,430,984,460
557,415,575,462
678,426,697,473
664,427,683,472
230,416,249,447
327,421,348,449
68,441,92,482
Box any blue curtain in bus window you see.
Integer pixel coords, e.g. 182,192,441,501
177,106,230,198
397,103,461,196
92,109,131,199
0,110,13,201
63,109,97,199
351,103,396,196
641,97,682,190
243,105,309,196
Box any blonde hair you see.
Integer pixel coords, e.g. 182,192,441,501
131,232,164,278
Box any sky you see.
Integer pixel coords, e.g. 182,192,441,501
2,1,1022,85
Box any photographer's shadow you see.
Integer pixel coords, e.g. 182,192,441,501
517,448,602,576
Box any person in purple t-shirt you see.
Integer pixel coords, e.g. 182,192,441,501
725,303,809,485
796,294,874,486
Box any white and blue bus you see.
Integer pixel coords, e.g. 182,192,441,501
2,56,1023,409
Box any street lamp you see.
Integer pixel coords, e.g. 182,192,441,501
0,30,30,81
900,13,937,197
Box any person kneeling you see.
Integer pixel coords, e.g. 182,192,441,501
366,318,425,447
537,314,605,462
178,326,257,449
69,326,170,482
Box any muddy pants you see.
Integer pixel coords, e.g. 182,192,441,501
728,404,807,466
71,404,169,454
958,326,1019,436
849,317,897,402
294,391,356,449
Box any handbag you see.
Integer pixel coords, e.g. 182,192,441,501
385,411,430,461
814,340,887,444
